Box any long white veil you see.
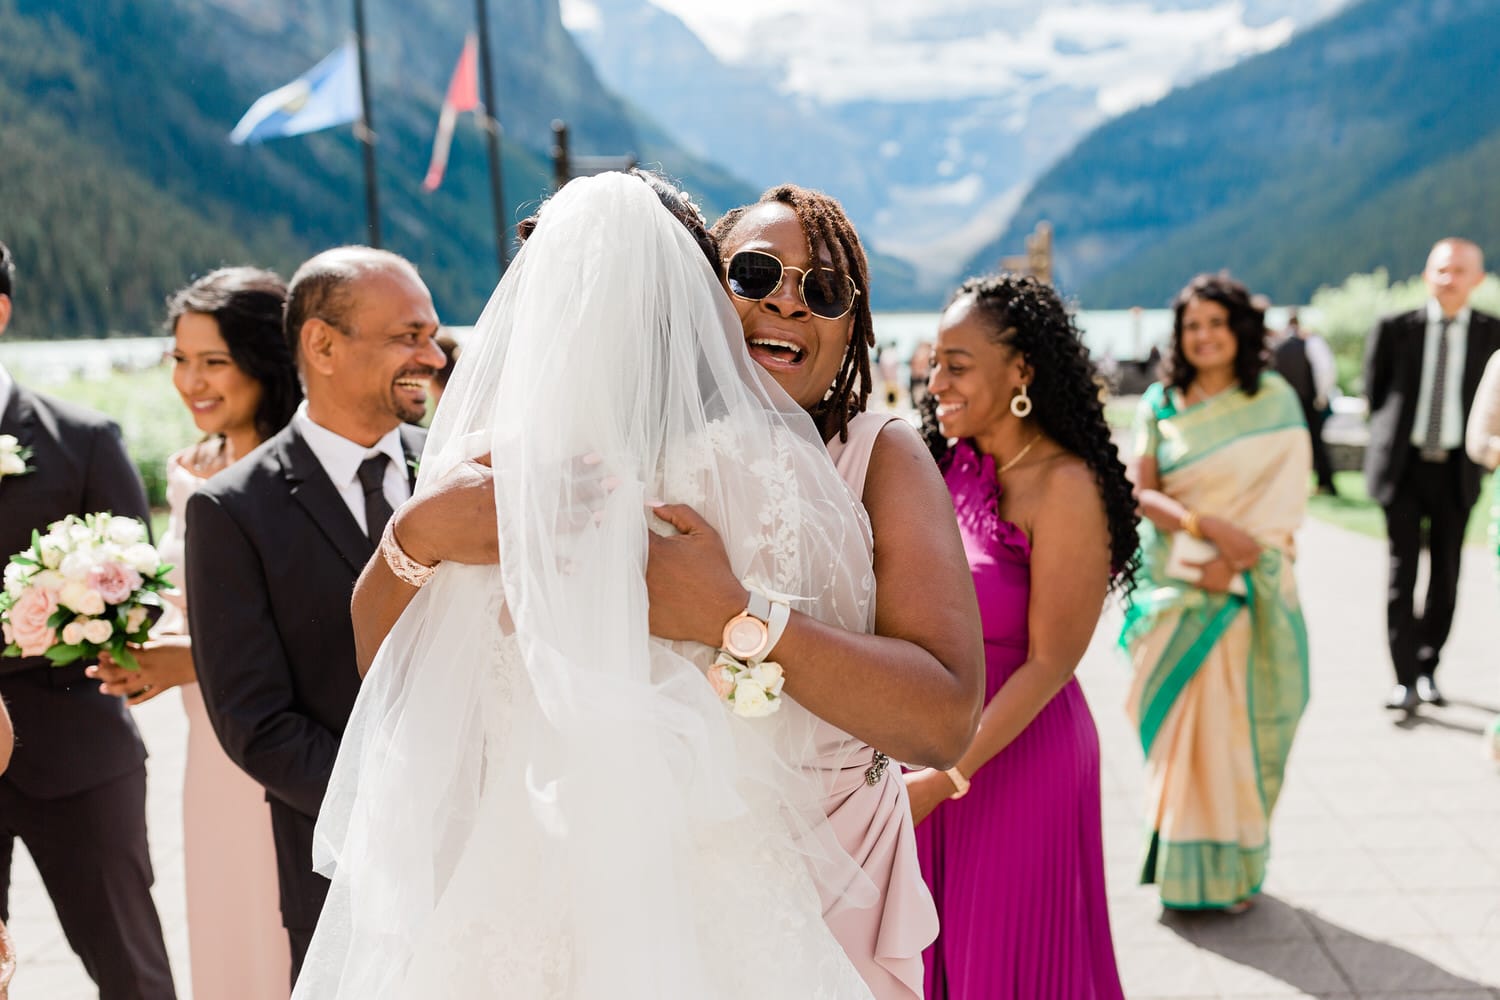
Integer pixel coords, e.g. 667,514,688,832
296,173,878,998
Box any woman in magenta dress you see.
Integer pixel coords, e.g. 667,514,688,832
911,274,1137,999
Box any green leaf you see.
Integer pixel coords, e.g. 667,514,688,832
47,609,71,629
3,642,21,657
45,643,87,666
110,644,141,672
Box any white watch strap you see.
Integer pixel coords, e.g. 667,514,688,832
763,599,791,662
745,589,772,624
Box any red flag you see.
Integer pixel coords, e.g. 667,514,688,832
423,34,481,192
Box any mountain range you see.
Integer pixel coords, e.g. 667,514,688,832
567,0,1349,291
966,0,1500,307
0,0,753,338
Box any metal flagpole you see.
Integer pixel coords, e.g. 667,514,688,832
474,0,508,272
352,0,383,247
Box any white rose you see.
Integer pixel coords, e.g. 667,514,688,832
59,550,95,581
749,661,785,698
61,619,88,646
0,434,17,450
107,518,145,546
58,579,106,616
82,618,115,645
30,569,65,592
3,561,32,597
123,543,161,576
37,537,65,569
125,605,149,634
0,453,23,476
67,523,94,546
731,678,778,718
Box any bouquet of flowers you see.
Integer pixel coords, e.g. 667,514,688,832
1,513,172,670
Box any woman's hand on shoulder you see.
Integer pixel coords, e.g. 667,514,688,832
87,634,196,705
394,454,498,566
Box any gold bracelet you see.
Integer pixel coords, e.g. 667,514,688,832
1181,510,1205,539
380,519,439,589
945,766,971,800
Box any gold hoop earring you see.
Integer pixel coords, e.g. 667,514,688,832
1010,385,1033,419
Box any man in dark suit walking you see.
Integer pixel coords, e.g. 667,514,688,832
0,241,177,999
185,247,443,983
1363,238,1498,712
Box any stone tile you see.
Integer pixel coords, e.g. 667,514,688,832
1374,846,1500,892
1115,943,1218,998
1318,934,1485,994
1295,890,1441,942
1198,939,1351,995
1263,849,1399,895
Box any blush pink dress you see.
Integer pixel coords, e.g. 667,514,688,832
823,412,941,999
160,453,290,999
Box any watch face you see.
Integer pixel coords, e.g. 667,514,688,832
725,616,768,659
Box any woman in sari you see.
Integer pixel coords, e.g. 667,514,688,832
1121,273,1311,912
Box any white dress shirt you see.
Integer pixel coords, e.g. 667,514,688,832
292,401,411,535
1409,300,1470,451
0,361,14,417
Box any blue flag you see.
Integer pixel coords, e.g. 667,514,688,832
230,42,362,145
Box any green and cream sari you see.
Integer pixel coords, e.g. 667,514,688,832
1120,372,1311,909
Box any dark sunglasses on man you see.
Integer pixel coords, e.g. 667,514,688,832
724,250,859,321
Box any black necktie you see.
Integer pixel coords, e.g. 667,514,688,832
356,454,394,545
1421,318,1452,460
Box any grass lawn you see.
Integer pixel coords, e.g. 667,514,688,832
1307,470,1494,548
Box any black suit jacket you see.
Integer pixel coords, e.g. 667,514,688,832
184,418,424,930
1362,307,1500,509
0,384,152,798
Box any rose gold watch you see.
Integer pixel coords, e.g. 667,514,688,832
721,590,773,662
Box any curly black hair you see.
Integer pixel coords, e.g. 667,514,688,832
919,274,1140,594
1161,272,1267,396
711,185,874,443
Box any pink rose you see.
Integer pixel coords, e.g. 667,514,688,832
708,658,737,699
88,562,142,606
6,585,59,657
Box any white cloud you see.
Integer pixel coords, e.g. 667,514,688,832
648,0,1314,106
560,0,602,32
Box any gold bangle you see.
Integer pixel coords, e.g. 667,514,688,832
945,766,971,800
1181,510,1204,539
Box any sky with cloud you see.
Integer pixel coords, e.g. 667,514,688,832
632,0,1346,111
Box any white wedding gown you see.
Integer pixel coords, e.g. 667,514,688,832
293,174,880,998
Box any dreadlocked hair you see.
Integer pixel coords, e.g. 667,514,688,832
515,168,719,273
711,184,874,443
918,274,1141,594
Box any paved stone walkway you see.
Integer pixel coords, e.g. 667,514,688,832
6,518,1500,998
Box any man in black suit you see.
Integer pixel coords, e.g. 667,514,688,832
1363,238,1498,712
185,247,443,982
0,242,177,998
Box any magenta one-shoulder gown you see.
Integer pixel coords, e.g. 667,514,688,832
915,441,1124,999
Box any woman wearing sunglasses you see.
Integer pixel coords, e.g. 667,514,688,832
645,185,985,1000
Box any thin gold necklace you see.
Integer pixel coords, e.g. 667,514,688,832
998,432,1042,475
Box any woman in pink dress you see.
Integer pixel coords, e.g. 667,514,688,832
643,185,986,998
90,268,299,999
912,274,1134,998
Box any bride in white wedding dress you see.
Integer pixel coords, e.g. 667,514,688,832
292,172,881,998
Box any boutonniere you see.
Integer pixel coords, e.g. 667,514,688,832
0,434,34,480
406,456,421,480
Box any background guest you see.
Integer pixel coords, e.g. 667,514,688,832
90,267,299,999
1363,238,1500,711
1271,309,1339,495
0,240,177,999
1122,273,1311,912
913,273,1132,998
185,247,442,984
